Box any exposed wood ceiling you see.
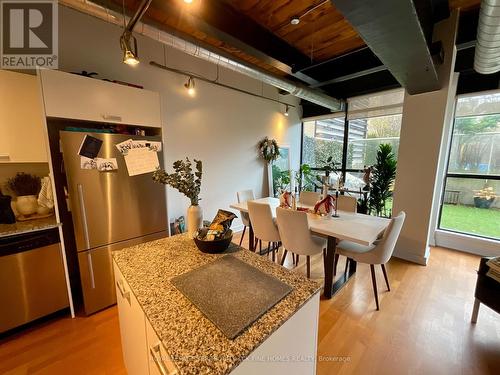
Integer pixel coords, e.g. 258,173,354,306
224,0,365,62
99,0,483,99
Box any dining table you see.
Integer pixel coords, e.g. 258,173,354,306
230,197,390,299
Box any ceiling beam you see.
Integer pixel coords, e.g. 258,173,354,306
331,0,440,94
148,0,318,85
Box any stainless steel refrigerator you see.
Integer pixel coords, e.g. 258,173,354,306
60,131,167,315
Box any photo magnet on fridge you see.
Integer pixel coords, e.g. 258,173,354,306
78,135,103,159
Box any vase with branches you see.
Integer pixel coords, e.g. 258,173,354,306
368,144,397,217
153,158,203,236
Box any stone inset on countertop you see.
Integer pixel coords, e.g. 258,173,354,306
171,255,293,340
0,215,60,238
112,233,321,375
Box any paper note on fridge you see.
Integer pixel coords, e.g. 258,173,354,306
124,148,159,176
96,158,118,171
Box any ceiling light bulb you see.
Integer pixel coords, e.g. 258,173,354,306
184,77,195,96
184,0,193,3
123,50,139,66
284,105,289,116
291,17,300,25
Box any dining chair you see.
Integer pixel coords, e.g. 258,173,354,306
335,211,406,310
299,191,321,207
236,189,255,247
336,195,357,213
276,207,326,278
247,201,281,261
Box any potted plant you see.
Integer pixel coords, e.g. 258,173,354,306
473,186,496,209
153,158,202,237
7,173,41,216
368,144,397,217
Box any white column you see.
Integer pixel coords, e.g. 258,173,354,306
392,11,459,265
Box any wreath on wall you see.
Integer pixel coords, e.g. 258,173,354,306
257,137,280,163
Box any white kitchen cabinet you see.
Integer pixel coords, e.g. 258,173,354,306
113,263,150,375
0,70,48,162
40,69,161,128
146,319,179,375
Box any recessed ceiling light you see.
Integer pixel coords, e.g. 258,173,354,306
184,0,193,3
290,17,300,25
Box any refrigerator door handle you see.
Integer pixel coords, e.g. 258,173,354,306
77,184,91,250
87,252,96,289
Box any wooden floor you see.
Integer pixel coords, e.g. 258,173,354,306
1,233,499,374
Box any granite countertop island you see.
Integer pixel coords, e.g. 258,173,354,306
112,234,321,375
0,215,60,238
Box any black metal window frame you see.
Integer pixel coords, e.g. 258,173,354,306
436,101,500,242
300,103,370,196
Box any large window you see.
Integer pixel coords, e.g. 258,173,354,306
438,91,500,241
301,89,404,208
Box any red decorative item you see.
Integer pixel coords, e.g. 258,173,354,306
280,191,292,208
314,195,336,215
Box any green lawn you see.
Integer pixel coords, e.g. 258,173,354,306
440,204,500,240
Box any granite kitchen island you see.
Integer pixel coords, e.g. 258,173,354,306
112,234,321,375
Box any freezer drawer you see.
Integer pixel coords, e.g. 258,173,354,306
0,243,69,333
79,231,167,315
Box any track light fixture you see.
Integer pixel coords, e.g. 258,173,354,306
184,76,195,96
284,104,289,116
120,32,139,66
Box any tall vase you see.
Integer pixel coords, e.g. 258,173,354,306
187,204,203,238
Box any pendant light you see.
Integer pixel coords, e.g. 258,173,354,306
284,104,289,116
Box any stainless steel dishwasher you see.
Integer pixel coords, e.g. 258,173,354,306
0,228,69,334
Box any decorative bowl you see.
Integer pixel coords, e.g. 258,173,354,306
194,229,233,254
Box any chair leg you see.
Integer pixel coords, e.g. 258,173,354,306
239,226,246,246
471,298,480,324
280,249,288,266
334,253,340,276
306,256,311,278
381,264,390,291
272,243,276,262
370,264,380,311
344,257,350,274
259,239,262,255
296,255,300,266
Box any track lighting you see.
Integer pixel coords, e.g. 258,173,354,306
120,32,139,66
284,104,289,116
184,76,195,96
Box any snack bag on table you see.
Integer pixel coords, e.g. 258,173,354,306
314,195,335,215
279,191,292,208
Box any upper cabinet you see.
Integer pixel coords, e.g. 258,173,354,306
0,70,48,163
40,69,162,128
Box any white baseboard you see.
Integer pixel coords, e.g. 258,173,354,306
434,230,500,257
393,249,429,266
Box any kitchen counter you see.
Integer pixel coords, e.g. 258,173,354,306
0,215,60,238
112,234,321,375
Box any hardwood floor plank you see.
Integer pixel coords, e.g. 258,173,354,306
0,232,498,374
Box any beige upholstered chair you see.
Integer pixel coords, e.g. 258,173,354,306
299,191,321,207
276,207,326,278
236,189,255,247
247,201,281,261
335,211,406,310
336,195,357,212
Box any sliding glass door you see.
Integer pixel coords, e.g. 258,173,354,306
438,91,500,240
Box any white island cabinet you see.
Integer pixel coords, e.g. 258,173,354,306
112,235,321,375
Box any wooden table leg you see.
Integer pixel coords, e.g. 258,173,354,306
249,224,254,251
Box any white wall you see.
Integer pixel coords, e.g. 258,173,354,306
392,12,459,265
57,6,301,229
